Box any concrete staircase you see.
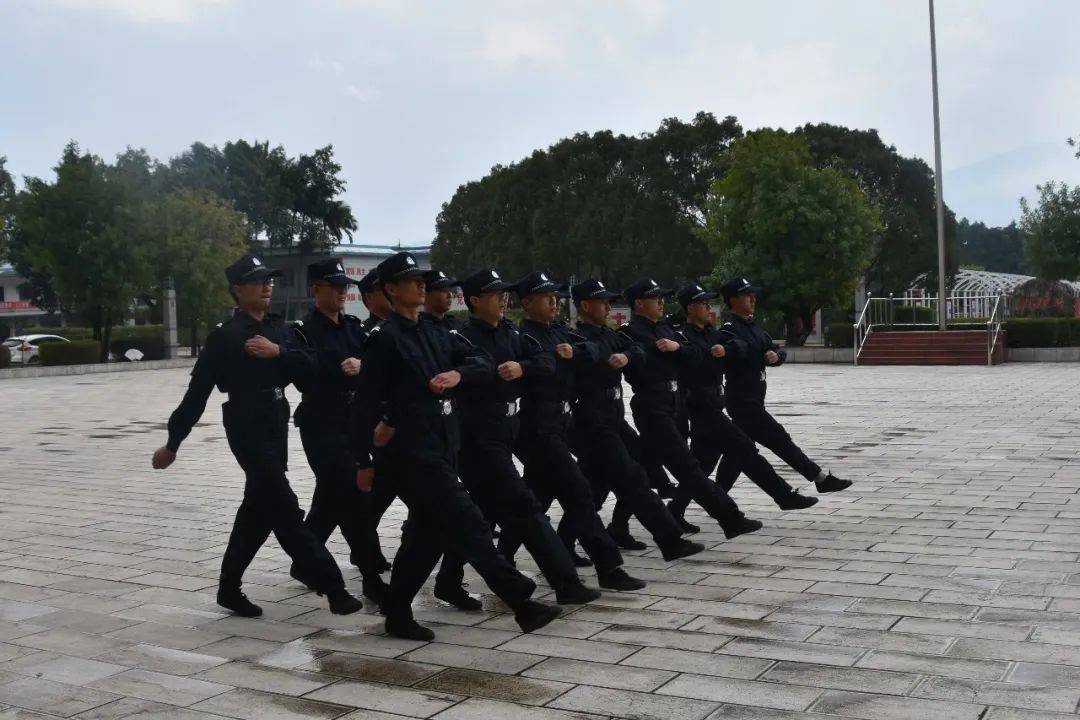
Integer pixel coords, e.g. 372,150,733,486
859,330,1006,366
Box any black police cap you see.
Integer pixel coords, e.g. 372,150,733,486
374,251,425,287
224,253,282,286
720,276,762,305
570,278,620,303
423,269,459,290
677,282,719,308
513,271,561,298
307,258,356,286
356,269,380,294
624,277,674,305
461,268,513,301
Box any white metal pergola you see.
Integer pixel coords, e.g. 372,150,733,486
907,269,1035,319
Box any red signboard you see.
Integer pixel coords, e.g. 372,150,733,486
0,301,36,312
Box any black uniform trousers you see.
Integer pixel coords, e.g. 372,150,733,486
716,398,822,489
668,389,796,514
610,427,681,531
364,446,399,566
219,398,344,594
437,411,580,592
382,429,536,616
566,396,684,549
297,417,382,576
504,404,623,574
629,388,743,526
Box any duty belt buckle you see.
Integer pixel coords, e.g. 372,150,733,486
760,369,767,381
506,399,519,417
612,387,622,400
272,387,284,401
561,401,571,415
344,390,356,404
440,399,453,416
669,380,678,393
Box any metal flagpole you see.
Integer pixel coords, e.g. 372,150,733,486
929,0,948,331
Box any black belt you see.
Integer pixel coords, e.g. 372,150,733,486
228,387,285,403
405,398,455,417
641,380,679,394
460,399,520,417
301,390,356,407
692,385,722,397
524,399,572,415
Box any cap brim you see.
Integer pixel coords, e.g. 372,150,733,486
387,267,426,281
517,281,561,296
474,280,514,293
642,288,674,299
683,291,719,304
427,278,459,290
315,272,355,286
238,267,282,283
738,286,762,295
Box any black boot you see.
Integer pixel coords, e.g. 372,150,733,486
667,502,700,534
606,523,647,551
659,537,705,561
434,582,483,611
362,574,389,612
554,582,602,605
776,492,819,510
514,600,562,632
571,550,593,568
816,473,852,493
216,588,262,618
385,613,435,641
326,588,363,615
721,515,763,540
597,567,647,591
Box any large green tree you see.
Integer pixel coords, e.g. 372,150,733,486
433,112,742,288
14,143,153,360
136,189,248,353
0,157,14,261
794,123,957,294
699,130,880,345
957,218,1024,274
165,140,357,253
1020,181,1080,280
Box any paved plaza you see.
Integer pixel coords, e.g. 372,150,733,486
1,363,1080,719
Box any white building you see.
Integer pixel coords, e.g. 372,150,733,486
264,244,466,321
0,264,49,338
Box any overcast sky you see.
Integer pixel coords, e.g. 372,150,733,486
3,0,1078,246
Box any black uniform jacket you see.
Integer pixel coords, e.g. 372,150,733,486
716,314,786,405
166,310,313,452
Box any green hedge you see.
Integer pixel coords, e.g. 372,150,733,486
110,337,165,361
0,345,10,369
1005,317,1080,347
825,323,854,347
39,340,101,366
891,305,937,324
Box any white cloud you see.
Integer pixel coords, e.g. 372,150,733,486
343,83,380,102
477,21,568,67
38,0,230,23
309,55,346,76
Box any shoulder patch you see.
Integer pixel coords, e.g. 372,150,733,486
449,328,474,346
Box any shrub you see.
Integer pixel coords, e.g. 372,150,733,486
0,345,10,369
891,305,937,324
1004,318,1073,348
825,323,854,347
39,339,101,366
110,336,165,361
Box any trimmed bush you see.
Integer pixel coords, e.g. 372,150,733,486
110,336,165,361
39,340,101,366
1002,317,1080,347
0,345,10,369
825,323,854,347
891,305,937,324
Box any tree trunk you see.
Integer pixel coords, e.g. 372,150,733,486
190,319,200,357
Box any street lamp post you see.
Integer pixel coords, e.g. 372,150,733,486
929,0,948,331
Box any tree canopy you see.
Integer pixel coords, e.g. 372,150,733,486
1021,181,1080,280
698,130,880,345
957,218,1024,274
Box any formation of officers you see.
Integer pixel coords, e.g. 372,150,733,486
152,251,852,641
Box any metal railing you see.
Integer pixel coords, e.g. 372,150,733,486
986,293,1005,366
853,293,1009,366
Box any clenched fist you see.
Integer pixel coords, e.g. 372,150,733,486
244,335,280,359
555,343,574,360
152,446,176,470
340,357,362,376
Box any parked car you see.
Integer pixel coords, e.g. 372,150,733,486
1,334,69,364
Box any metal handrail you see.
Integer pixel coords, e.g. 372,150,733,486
986,293,1004,366
853,297,873,366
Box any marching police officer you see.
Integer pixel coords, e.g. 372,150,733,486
421,270,464,331
715,277,852,495
619,277,763,540
565,278,704,561
290,259,390,607
151,253,362,618
666,282,817,521
500,271,646,591
353,252,561,640
436,268,601,607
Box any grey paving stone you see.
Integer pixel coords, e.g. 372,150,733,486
761,661,920,695
550,684,718,720
810,689,985,720
855,650,1010,681
914,676,1080,713
524,657,676,691
655,673,823,710
415,667,571,705
304,679,462,716
618,646,772,680
190,688,350,720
